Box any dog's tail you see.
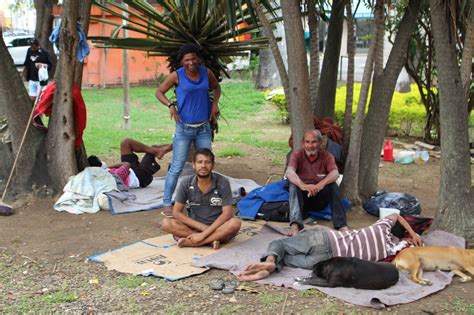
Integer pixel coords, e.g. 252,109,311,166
297,276,331,287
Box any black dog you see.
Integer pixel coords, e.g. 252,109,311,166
296,257,399,290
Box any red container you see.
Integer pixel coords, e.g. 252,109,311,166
383,140,394,162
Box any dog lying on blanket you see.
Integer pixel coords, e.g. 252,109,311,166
393,246,474,285
295,257,399,290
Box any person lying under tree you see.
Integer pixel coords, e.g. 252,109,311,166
237,213,423,281
160,148,241,249
88,138,172,189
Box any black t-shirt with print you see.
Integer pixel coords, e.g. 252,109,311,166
23,48,52,81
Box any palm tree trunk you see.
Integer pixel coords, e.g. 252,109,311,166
314,0,344,119
308,0,320,111
253,1,291,111
358,0,422,198
461,19,473,96
46,0,81,190
429,0,473,241
342,0,355,163
340,0,383,205
0,31,46,197
280,0,313,148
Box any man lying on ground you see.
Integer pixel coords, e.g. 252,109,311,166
161,148,241,249
88,138,172,188
286,129,348,236
237,213,423,281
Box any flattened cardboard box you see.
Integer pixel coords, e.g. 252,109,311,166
89,220,265,281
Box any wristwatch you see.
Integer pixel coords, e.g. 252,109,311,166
167,101,176,108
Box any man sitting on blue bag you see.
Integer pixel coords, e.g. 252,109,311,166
286,129,348,236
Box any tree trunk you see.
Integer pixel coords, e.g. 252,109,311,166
314,0,344,119
253,1,291,111
73,0,93,171
281,0,314,148
460,19,473,96
46,0,81,190
358,0,422,198
307,0,320,111
0,31,46,197
255,48,282,89
34,0,58,75
342,0,355,163
340,0,383,205
429,0,473,241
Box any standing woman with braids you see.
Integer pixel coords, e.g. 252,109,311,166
156,44,221,217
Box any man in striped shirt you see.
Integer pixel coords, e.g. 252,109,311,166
237,213,423,281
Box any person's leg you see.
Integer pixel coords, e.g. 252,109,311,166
314,183,347,230
289,183,306,235
193,121,212,149
28,80,39,103
120,138,171,158
161,217,195,237
176,218,241,248
163,124,193,207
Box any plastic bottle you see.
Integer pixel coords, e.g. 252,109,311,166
383,140,394,162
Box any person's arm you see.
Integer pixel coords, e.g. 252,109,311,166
107,161,131,169
285,166,318,197
172,202,209,232
312,169,339,196
387,213,423,246
21,49,30,81
207,69,221,121
187,205,233,244
156,72,180,122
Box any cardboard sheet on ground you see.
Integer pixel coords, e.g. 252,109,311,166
193,225,466,309
89,220,265,281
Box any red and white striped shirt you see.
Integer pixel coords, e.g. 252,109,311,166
327,218,397,261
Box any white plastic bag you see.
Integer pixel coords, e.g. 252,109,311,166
38,66,49,81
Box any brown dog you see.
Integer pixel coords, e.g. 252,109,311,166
393,246,474,285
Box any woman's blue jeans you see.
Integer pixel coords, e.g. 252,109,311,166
163,122,212,206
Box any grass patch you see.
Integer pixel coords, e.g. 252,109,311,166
443,297,474,313
217,304,245,314
257,292,285,307
216,147,246,158
166,302,187,314
82,82,265,157
115,275,150,288
42,290,78,304
301,288,326,298
3,294,49,313
271,157,285,166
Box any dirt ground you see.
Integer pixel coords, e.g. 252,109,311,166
1,139,473,313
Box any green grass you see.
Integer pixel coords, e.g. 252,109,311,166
217,304,245,314
257,292,285,306
301,288,326,298
216,147,246,157
443,297,474,313
81,82,265,157
41,290,78,304
115,275,150,288
166,302,187,314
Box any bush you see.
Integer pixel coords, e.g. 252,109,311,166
268,83,427,137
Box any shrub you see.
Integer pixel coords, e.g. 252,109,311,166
268,83,427,137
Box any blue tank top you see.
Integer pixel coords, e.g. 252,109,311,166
175,65,211,124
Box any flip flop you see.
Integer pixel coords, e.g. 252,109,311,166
222,280,239,294
209,278,224,290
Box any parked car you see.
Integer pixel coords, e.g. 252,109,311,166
4,35,34,66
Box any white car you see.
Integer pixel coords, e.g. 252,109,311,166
4,35,34,66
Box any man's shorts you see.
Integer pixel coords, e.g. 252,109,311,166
121,153,160,188
28,80,41,97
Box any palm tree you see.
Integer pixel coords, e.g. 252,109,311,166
90,0,280,80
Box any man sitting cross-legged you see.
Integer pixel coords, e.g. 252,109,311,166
161,148,241,249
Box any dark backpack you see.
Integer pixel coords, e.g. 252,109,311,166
256,201,290,222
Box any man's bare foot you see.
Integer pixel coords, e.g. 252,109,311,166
212,240,221,250
338,226,349,232
177,238,196,248
287,224,300,236
237,262,276,281
161,206,173,218
152,144,173,159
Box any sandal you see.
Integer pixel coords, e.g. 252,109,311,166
209,278,224,290
222,280,239,294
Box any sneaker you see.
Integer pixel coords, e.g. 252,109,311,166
161,205,173,217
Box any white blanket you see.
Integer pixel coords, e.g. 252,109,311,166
54,167,118,214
